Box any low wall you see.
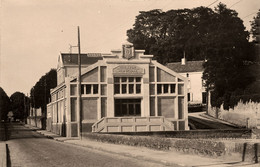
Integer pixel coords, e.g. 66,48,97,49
208,101,260,128
27,117,43,129
102,129,253,139
82,132,260,162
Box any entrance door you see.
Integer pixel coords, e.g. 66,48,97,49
115,99,141,117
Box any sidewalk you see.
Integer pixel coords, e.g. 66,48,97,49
0,142,6,167
32,128,259,166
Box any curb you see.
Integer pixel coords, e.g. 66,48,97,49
0,143,7,167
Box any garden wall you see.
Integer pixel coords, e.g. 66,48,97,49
208,101,260,128
82,132,260,162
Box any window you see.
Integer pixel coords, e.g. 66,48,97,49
157,84,175,94
80,84,99,95
93,84,98,94
114,77,142,94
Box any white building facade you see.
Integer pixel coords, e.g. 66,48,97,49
167,59,206,105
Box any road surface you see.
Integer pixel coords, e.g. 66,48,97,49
188,112,239,130
5,123,167,167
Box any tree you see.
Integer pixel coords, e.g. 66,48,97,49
30,69,57,111
127,7,216,64
202,3,255,109
10,92,29,121
250,9,260,42
0,87,10,121
128,3,255,109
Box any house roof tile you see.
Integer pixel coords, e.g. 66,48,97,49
166,60,204,73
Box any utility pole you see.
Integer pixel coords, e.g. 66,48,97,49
77,26,82,139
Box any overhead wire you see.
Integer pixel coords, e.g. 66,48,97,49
229,0,243,8
83,0,169,51
207,0,218,7
243,11,258,19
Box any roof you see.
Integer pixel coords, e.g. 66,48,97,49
61,53,103,65
166,60,204,73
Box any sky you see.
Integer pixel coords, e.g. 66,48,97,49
0,0,259,96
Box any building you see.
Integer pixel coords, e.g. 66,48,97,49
47,43,188,137
167,58,206,105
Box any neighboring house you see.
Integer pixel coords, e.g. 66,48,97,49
167,58,206,105
27,108,44,129
46,43,189,137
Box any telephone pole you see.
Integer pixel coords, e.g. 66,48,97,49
77,26,82,139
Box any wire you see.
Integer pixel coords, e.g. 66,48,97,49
229,0,243,8
207,0,218,7
243,11,258,19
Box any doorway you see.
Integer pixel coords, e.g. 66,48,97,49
115,99,141,117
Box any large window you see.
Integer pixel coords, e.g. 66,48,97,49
115,99,141,116
114,77,141,94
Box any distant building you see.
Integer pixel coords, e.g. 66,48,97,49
47,43,189,137
27,108,44,129
167,58,206,105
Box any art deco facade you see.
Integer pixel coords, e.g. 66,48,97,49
47,43,188,137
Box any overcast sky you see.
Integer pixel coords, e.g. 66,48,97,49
0,0,259,96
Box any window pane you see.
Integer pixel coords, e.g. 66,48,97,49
93,84,98,94
81,85,85,94
129,104,134,115
157,84,162,94
121,77,127,82
163,84,169,93
114,77,120,83
122,84,127,94
150,84,155,95
170,84,176,93
129,84,134,94
101,84,107,95
100,66,106,82
114,84,120,94
149,67,155,82
135,104,141,116
136,84,141,94
70,85,77,95
129,77,134,82
86,85,91,94
136,77,141,82
178,84,184,95
122,104,127,115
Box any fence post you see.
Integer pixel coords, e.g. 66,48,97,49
247,118,250,129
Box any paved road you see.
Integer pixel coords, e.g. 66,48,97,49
5,123,166,167
188,112,239,130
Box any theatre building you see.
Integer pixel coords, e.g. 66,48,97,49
47,43,189,137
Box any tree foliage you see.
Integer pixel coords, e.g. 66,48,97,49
250,9,260,42
127,3,255,109
10,92,29,121
0,87,10,121
30,69,57,110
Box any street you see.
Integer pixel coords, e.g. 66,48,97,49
188,112,239,130
5,123,166,167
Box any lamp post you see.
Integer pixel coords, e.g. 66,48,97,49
77,26,82,139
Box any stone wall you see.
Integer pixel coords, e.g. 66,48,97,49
208,101,260,128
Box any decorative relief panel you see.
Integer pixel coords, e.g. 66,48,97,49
113,65,144,75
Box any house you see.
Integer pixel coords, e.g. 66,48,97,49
167,58,206,105
46,43,189,137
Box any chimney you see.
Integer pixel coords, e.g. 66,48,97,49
181,51,186,65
